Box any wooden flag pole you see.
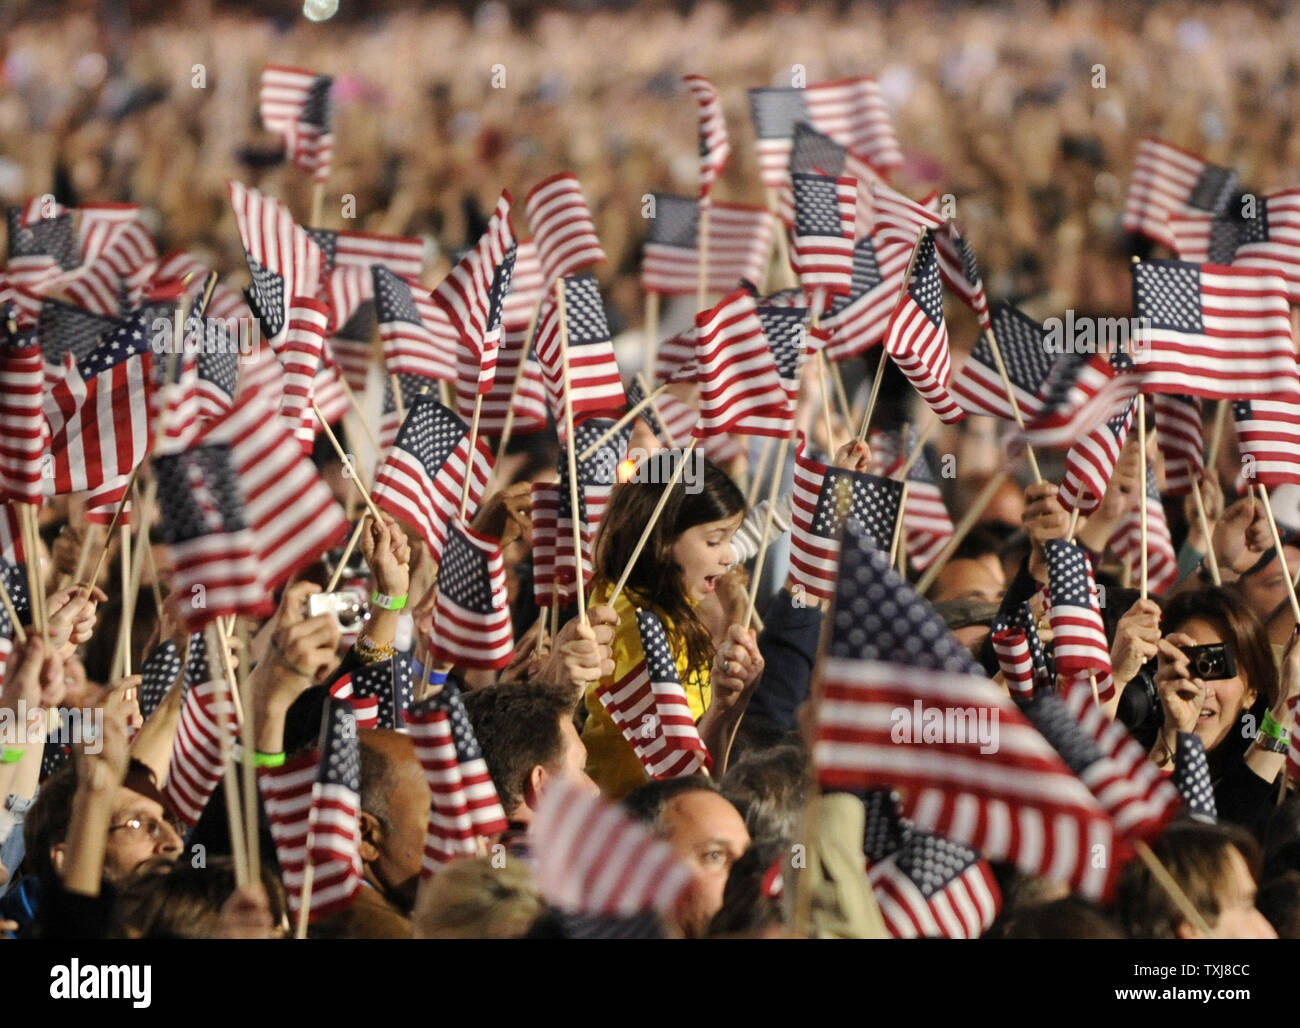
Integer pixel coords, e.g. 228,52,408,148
205,621,249,889
389,372,407,427
893,419,939,480
295,694,335,938
642,377,679,448
827,356,853,430
984,321,1044,483
1134,839,1214,938
218,617,260,880
337,375,381,453
610,438,699,607
1206,399,1229,470
743,431,794,630
459,391,485,521
814,351,836,459
746,435,776,506
533,607,548,658
764,188,799,292
890,482,910,571
644,291,661,383
914,468,1011,595
577,381,672,461
1137,394,1149,601
82,470,141,592
857,233,925,444
555,280,588,625
326,517,369,593
1254,484,1300,625
116,525,132,679
313,402,384,523
495,294,546,467
70,524,100,590
17,505,46,645
697,204,711,317
310,182,326,231
1190,480,1221,586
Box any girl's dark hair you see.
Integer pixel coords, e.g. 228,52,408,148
1162,586,1278,761
593,454,745,673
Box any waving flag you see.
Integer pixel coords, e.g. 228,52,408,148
55,205,157,316
138,638,183,722
641,195,773,296
373,266,457,383
883,230,964,424
789,434,903,601
275,296,330,447
1131,259,1299,402
1024,675,1181,843
934,224,990,331
597,608,712,782
198,384,349,589
992,597,1053,693
1122,138,1239,250
333,656,412,731
524,173,606,288
864,790,1000,939
1044,539,1112,680
1152,393,1204,497
228,181,323,345
372,395,493,562
529,777,694,918
1110,465,1178,595
692,289,788,438
1058,396,1137,515
431,192,516,395
748,76,901,191
729,304,809,438
813,523,1118,900
163,635,237,828
428,521,514,671
531,477,588,609
684,74,730,201
0,318,47,504
44,303,154,495
308,226,424,282
785,122,879,230
1022,349,1139,450
991,628,1036,700
380,372,432,450
820,235,912,360
1168,189,1300,303
260,699,364,922
791,173,856,301
408,681,510,873
452,319,549,438
880,426,954,572
869,181,946,249
153,251,251,325
259,65,334,183
1234,396,1300,487
531,273,626,427
951,303,1055,422
329,669,380,731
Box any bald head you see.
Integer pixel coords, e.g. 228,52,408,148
358,730,429,913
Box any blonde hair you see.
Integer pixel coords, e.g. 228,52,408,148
412,856,543,939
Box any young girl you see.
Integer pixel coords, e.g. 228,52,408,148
582,454,764,799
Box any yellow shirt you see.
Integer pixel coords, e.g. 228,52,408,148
581,582,712,800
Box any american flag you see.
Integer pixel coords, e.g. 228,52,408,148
1168,189,1300,303
162,636,238,828
1287,695,1300,784
149,339,201,456
950,303,1056,422
883,230,965,424
275,296,330,449
371,395,494,563
692,289,788,438
524,173,606,288
62,206,158,316
431,193,515,395
427,521,514,672
528,777,694,918
452,319,549,438
789,434,903,601
43,302,154,495
197,384,349,589
1044,539,1112,678
152,444,270,631
1173,732,1217,821
183,316,241,423
531,478,588,609
327,303,377,394
991,628,1035,700
572,416,631,532
934,224,991,331
863,789,1000,939
380,372,435,450
259,65,334,183
7,203,77,267
1234,396,1300,487
36,298,115,387
748,76,902,191
813,522,1118,900
138,637,182,721
784,122,879,232
879,425,954,572
626,378,691,448
791,173,856,301
308,226,425,282
228,181,323,345
1122,138,1239,250
1022,349,1139,451
1110,464,1178,596
991,597,1053,693
1152,393,1204,497
531,274,626,428
373,265,458,383
329,669,381,730
596,607,712,781
0,317,47,504
640,194,773,296
869,181,947,249
501,239,544,333
153,251,252,324
1058,396,1137,515
683,75,730,201
407,681,510,873
729,304,809,438
653,325,699,385
1131,259,1299,402
259,699,364,922
820,235,912,361
1023,675,1181,843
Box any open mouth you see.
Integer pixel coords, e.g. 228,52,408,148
1199,708,1217,721
702,574,719,593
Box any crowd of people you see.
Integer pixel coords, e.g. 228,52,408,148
2,0,1300,942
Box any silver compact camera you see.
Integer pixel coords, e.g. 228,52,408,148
307,591,365,632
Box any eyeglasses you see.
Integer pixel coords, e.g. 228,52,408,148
107,815,183,842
